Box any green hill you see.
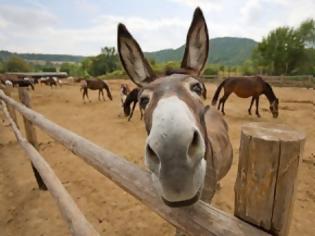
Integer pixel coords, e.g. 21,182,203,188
0,50,84,63
145,37,257,66
1,37,257,66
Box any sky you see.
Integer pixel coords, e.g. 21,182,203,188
0,0,314,55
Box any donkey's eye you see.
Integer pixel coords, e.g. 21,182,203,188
139,96,150,109
191,83,202,96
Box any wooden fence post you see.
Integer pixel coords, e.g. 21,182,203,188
235,122,305,236
18,87,47,190
1,87,19,128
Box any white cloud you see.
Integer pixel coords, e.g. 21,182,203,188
170,0,223,12
240,0,263,24
0,1,314,55
0,4,58,32
0,5,190,55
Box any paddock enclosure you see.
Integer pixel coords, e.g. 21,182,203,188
0,80,314,236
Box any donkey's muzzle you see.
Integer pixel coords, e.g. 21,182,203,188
161,187,201,208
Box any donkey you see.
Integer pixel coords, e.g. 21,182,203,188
211,76,279,118
118,7,233,207
80,79,113,102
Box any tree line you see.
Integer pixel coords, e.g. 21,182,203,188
1,18,314,78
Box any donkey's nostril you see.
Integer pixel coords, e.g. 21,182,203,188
191,130,199,146
188,130,202,159
146,144,160,164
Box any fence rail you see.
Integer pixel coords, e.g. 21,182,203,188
202,75,314,88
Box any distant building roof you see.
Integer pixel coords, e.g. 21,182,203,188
6,72,68,78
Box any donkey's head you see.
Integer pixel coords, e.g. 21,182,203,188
118,8,211,207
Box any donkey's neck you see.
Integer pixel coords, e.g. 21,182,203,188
263,82,277,103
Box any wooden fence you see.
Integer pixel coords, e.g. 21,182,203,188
202,75,314,88
0,87,305,236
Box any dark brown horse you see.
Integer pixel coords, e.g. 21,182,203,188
80,79,112,102
211,76,279,118
123,88,143,121
11,79,35,90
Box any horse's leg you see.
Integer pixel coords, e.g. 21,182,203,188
255,96,261,118
86,89,91,102
248,97,255,115
101,89,105,101
82,89,87,103
128,102,137,121
98,90,101,101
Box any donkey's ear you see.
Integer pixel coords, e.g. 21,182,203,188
117,24,156,87
181,7,209,75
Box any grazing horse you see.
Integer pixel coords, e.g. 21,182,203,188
40,77,57,87
80,79,113,102
11,79,35,90
118,7,233,207
123,88,143,121
211,76,279,118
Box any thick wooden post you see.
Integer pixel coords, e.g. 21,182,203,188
1,87,19,128
235,122,305,236
18,87,47,190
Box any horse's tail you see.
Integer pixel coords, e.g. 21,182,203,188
102,81,113,100
211,79,227,106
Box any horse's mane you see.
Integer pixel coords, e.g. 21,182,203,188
263,80,277,102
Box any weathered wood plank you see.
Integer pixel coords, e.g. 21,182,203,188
2,86,19,128
235,122,305,236
1,100,99,236
271,140,304,235
18,87,47,190
0,89,270,236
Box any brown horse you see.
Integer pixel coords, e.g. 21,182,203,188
118,7,233,207
80,79,112,102
211,76,279,118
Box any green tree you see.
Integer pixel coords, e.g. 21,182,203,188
0,59,4,73
4,56,32,72
88,47,119,76
297,19,315,48
204,64,220,75
253,18,315,75
60,62,85,76
42,62,57,72
241,60,255,75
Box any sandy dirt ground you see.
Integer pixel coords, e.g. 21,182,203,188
0,80,314,236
